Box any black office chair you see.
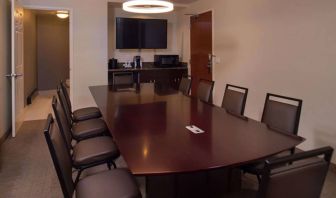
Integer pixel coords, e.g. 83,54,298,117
262,93,303,156
261,93,302,135
197,79,215,103
57,86,108,137
243,93,303,181
222,84,248,117
51,98,120,183
225,146,333,198
60,81,102,122
178,76,192,95
44,115,142,198
53,95,108,141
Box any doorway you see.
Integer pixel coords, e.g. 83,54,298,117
10,4,71,137
23,9,70,121
190,11,213,96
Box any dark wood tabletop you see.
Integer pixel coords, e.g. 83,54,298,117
90,83,304,176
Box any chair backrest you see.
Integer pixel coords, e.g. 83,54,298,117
44,114,74,198
261,93,302,135
113,72,134,85
52,96,73,151
57,86,74,126
258,146,333,198
197,79,214,103
222,84,248,116
178,76,192,95
60,81,72,112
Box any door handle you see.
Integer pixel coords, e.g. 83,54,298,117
207,54,216,74
5,73,23,78
207,54,216,68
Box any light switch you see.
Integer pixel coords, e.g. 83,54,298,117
215,57,221,64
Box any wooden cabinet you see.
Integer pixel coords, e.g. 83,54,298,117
108,68,188,89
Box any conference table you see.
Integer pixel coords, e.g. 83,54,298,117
90,83,304,198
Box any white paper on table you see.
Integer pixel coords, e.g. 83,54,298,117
186,125,205,134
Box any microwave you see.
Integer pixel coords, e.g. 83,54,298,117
154,55,180,67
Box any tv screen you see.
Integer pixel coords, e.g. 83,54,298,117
116,18,167,49
116,18,140,49
141,19,167,49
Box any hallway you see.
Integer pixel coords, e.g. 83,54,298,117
23,93,54,122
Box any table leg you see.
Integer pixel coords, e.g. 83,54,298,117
146,175,176,198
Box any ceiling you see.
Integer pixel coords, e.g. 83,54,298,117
109,0,198,9
115,0,198,5
33,10,56,15
170,0,198,4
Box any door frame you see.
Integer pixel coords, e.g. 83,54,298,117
198,9,215,80
22,5,74,110
189,9,216,92
11,0,19,137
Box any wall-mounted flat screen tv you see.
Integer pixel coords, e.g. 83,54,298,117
116,17,168,49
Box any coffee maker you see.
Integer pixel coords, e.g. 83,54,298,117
133,56,142,68
108,58,118,69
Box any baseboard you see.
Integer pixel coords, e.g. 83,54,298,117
27,88,38,105
330,162,336,173
0,128,11,146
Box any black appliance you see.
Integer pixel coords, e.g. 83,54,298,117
116,18,167,49
133,56,142,68
108,58,118,69
154,55,180,67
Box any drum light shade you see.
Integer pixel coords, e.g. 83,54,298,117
56,11,69,19
123,0,174,14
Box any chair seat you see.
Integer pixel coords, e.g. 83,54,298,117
72,119,108,141
73,107,102,122
242,148,304,174
76,169,141,198
223,189,257,198
72,137,120,167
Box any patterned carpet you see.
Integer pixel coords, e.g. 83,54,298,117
0,120,62,198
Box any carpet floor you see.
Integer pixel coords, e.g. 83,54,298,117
0,120,62,198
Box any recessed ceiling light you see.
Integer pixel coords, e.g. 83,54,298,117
56,11,69,19
123,0,174,14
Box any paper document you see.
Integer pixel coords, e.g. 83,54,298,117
186,125,205,134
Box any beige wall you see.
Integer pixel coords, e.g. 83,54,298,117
0,0,12,139
37,14,69,90
180,0,336,163
23,9,37,101
108,4,182,62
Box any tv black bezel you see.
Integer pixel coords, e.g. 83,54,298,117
116,17,168,49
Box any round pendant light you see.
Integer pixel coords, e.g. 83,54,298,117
56,11,69,19
123,0,174,14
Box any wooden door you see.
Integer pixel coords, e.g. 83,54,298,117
190,11,213,96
